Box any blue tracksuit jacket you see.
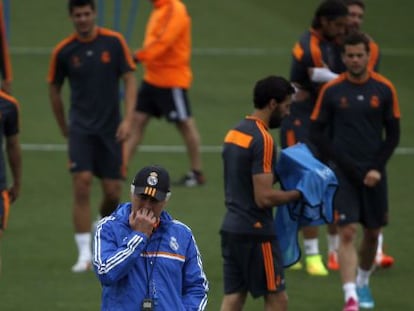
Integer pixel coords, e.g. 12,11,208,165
93,203,209,310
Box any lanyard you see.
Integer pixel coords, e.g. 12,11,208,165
145,235,163,299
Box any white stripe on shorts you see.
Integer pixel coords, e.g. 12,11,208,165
172,88,188,121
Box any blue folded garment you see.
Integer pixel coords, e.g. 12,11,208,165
274,143,338,267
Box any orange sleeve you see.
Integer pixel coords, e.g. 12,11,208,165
99,28,136,70
309,35,324,67
311,84,328,121
368,40,380,71
135,2,188,62
47,35,76,83
292,42,304,61
311,75,346,120
256,122,274,173
371,72,401,118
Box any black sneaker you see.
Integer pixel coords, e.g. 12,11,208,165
175,170,205,187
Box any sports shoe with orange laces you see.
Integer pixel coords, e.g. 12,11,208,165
375,253,394,268
327,250,340,271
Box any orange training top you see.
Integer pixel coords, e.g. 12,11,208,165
134,0,191,88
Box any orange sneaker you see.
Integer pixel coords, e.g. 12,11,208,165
375,253,394,268
327,251,340,271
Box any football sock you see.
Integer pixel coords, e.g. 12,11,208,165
327,233,339,252
304,238,319,255
75,232,92,262
377,232,384,255
356,267,372,287
343,282,357,302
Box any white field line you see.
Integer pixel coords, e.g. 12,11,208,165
9,46,414,57
21,143,414,155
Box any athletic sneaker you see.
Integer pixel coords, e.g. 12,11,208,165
71,259,92,273
305,254,329,276
327,250,340,270
357,285,374,309
175,170,205,187
343,297,359,311
375,252,394,268
288,261,303,270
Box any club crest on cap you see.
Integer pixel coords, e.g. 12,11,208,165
147,172,159,186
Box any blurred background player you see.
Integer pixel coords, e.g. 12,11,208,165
310,32,400,310
342,0,394,269
279,0,348,276
310,0,392,271
124,0,205,187
48,0,137,272
0,1,12,94
0,89,22,277
0,0,20,278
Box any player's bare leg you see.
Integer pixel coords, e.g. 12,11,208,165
264,292,288,311
124,111,150,167
220,292,247,311
175,118,205,186
100,179,122,217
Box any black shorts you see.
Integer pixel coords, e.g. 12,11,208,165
0,190,10,230
279,98,314,148
136,80,192,122
68,131,124,179
334,167,388,228
220,232,286,298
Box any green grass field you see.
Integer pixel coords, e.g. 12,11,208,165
0,0,413,310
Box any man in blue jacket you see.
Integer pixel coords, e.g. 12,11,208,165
93,165,209,310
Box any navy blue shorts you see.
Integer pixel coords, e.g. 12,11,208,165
68,131,124,179
0,190,10,230
136,80,192,122
333,167,388,229
221,232,286,298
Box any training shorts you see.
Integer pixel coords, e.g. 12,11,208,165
136,80,192,122
220,231,285,298
333,167,388,228
68,131,124,179
0,190,10,230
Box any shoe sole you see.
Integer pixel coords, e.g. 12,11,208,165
359,302,374,309
71,262,92,273
327,264,339,271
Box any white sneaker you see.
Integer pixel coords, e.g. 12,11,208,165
71,259,92,273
